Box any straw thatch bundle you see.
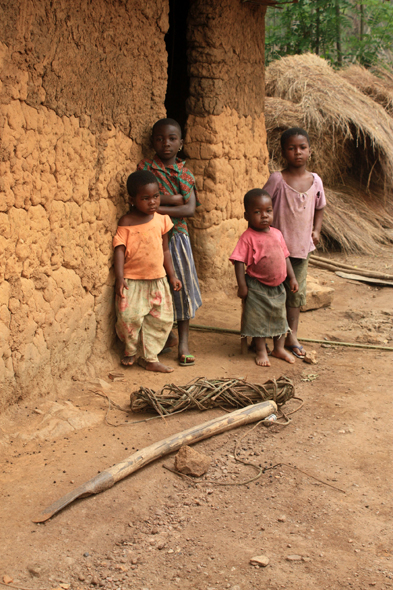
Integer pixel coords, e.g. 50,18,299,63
340,65,393,116
265,53,393,253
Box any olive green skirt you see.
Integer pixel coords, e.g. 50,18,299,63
241,275,289,338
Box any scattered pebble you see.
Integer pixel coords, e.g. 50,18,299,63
2,576,13,585
250,555,269,567
286,555,302,562
278,515,286,522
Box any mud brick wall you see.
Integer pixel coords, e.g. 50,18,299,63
185,0,269,291
0,0,269,410
0,0,169,409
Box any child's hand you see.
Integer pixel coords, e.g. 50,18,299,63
170,277,182,291
312,229,320,246
115,278,128,298
237,285,248,299
290,278,299,293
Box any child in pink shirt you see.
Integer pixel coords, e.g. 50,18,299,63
230,189,298,367
263,128,326,359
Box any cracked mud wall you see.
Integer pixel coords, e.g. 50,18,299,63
185,0,269,291
0,0,169,409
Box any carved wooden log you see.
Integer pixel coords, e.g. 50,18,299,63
33,400,277,523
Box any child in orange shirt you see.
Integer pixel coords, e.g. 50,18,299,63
113,170,181,373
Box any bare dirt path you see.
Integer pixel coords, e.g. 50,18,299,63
1,251,392,590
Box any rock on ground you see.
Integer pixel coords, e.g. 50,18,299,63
174,445,211,477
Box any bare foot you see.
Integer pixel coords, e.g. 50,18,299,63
271,349,296,364
255,349,271,367
121,355,136,366
139,359,174,373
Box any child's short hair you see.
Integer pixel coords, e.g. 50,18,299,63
152,118,182,137
244,188,271,212
280,127,310,150
126,170,158,198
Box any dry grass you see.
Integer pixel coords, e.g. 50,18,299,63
340,65,393,115
265,54,393,253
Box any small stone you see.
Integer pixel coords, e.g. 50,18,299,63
174,445,211,477
250,555,269,567
302,557,311,562
28,565,43,577
167,549,174,554
303,350,318,364
2,576,13,585
83,552,89,557
278,515,286,522
300,278,334,312
286,555,302,562
78,574,85,581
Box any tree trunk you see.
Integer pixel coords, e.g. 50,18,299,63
335,0,342,66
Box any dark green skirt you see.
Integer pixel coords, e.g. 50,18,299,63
241,275,289,338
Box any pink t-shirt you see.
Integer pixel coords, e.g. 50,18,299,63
229,227,290,287
263,171,326,259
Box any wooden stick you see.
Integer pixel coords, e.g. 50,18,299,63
189,324,393,351
33,400,277,523
309,255,393,280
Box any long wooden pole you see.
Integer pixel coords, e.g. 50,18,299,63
33,400,277,523
309,255,393,281
189,324,393,351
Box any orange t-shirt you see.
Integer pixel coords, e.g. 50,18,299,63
113,214,173,280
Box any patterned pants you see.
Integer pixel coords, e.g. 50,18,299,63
115,278,173,363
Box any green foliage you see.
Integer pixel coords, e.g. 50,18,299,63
265,0,393,68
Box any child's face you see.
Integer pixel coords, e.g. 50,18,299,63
152,124,183,164
131,182,160,216
244,195,273,232
282,134,310,168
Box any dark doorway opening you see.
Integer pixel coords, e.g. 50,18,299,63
165,0,191,134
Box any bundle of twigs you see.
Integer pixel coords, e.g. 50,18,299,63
130,376,294,416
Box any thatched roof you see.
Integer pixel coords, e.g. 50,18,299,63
265,53,393,253
340,65,393,116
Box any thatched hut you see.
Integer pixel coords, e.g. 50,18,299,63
265,53,393,253
340,65,393,116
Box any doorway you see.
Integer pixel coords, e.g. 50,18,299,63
164,0,191,133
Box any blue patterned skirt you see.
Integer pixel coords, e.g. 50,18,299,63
169,232,202,321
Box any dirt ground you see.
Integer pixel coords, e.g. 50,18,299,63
1,250,392,590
